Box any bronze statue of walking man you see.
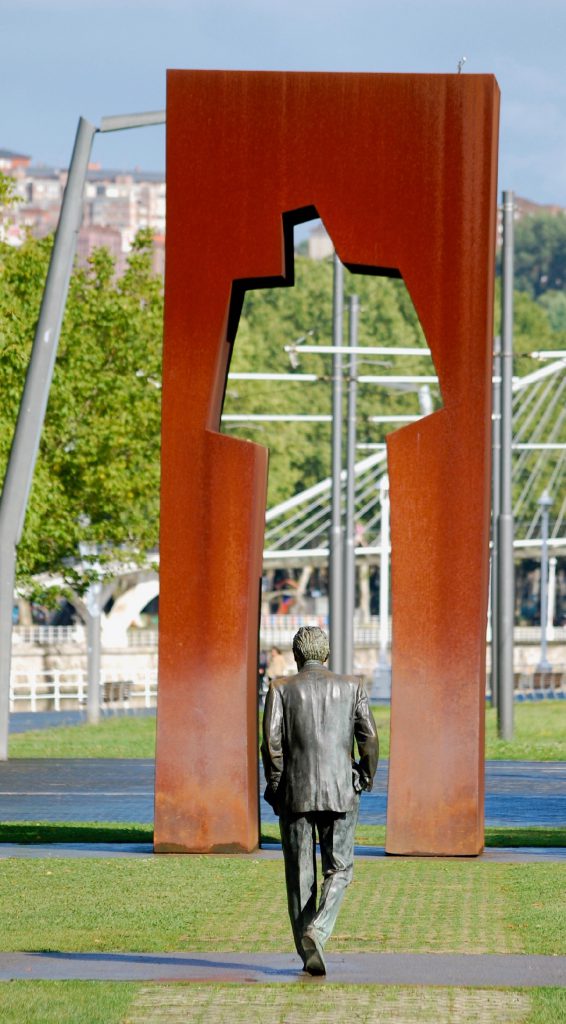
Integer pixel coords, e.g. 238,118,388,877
261,625,378,975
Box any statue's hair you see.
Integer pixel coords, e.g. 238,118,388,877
292,626,329,665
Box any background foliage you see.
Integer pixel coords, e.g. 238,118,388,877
0,226,162,589
0,201,564,586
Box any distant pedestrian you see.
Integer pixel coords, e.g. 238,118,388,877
267,646,287,680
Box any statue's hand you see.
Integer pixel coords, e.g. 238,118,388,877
352,763,371,793
264,784,281,814
352,765,364,793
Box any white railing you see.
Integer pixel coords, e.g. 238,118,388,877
13,624,86,645
513,626,566,643
8,662,565,713
512,668,566,699
9,668,158,712
259,624,394,647
127,629,159,647
260,614,328,631
12,620,566,649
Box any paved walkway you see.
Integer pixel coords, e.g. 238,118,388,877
1,758,565,827
0,950,564,986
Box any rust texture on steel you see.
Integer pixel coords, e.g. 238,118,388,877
155,70,500,855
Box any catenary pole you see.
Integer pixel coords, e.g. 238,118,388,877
329,253,344,672
0,117,96,760
497,191,515,740
491,337,502,708
343,295,359,674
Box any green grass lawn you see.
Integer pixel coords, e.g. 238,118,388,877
9,714,156,759
0,841,564,1024
0,856,564,955
8,702,566,761
485,702,566,760
0,855,564,1023
3,659,565,1019
3,705,565,1024
0,982,135,1024
0,983,564,1024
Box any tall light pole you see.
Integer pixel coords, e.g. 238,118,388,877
497,191,515,740
343,294,359,674
0,118,96,761
537,490,553,674
329,253,344,672
85,582,103,725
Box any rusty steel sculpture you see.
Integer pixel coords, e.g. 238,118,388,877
154,70,500,855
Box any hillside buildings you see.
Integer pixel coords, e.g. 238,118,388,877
0,148,164,275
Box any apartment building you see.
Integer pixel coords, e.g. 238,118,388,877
1,149,165,274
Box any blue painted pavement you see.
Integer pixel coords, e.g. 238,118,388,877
0,758,564,827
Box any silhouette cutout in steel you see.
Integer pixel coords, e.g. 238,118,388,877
154,70,500,855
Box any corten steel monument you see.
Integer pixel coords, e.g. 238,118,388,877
154,70,500,855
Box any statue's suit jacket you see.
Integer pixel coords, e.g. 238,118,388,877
261,660,378,814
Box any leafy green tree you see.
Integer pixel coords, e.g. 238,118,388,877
538,290,566,337
511,212,566,297
0,230,163,590
227,257,429,507
2,231,565,592
0,171,16,211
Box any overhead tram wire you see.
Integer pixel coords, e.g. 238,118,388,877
513,410,566,518
248,342,565,562
264,450,388,524
512,374,561,450
515,374,566,459
525,453,566,539
511,377,545,437
265,498,329,546
272,503,332,551
513,393,566,521
268,460,388,554
260,357,565,560
552,491,566,541
509,359,566,542
265,463,388,554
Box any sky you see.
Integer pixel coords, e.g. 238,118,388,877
2,0,566,206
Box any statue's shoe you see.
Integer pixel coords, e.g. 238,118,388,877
302,927,326,975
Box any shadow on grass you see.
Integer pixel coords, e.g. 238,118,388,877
0,823,153,845
1,822,563,848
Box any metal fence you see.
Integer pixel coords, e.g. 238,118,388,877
511,668,566,701
13,624,85,645
9,663,565,713
9,668,157,712
12,620,566,649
